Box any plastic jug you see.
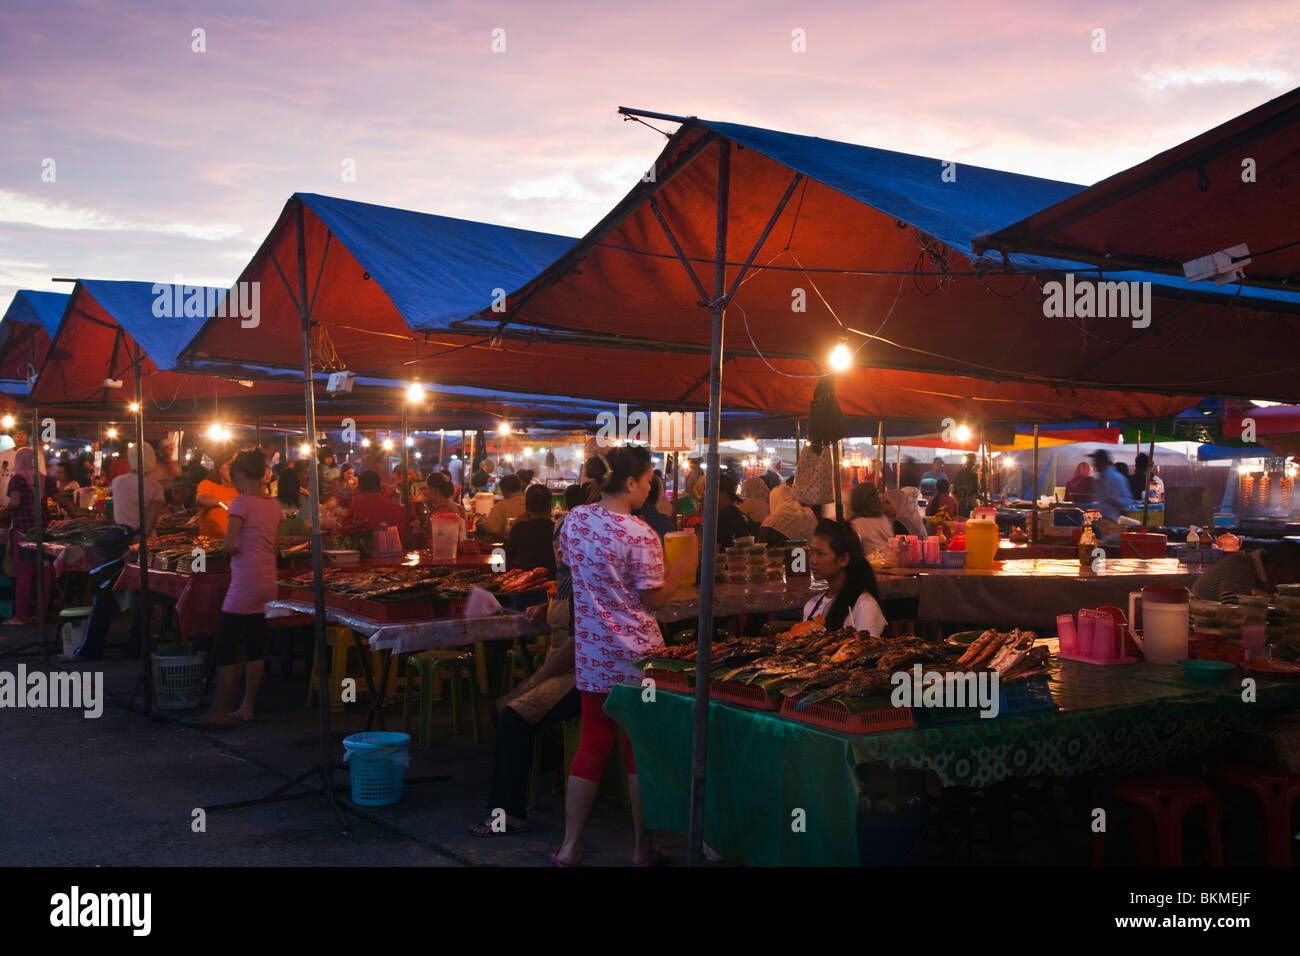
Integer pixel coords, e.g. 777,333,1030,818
1127,585,1189,664
428,513,460,561
472,492,495,518
964,516,999,570
972,506,998,522
663,531,699,594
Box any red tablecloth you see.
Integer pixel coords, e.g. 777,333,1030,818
115,564,230,640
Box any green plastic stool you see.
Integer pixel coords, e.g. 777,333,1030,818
401,652,481,748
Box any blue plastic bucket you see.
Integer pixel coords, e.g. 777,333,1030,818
342,732,410,806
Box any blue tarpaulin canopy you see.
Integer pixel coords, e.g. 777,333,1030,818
0,289,70,382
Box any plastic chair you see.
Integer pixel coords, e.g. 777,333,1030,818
1097,773,1223,866
1214,762,1300,866
306,626,395,709
499,642,548,695
400,651,481,747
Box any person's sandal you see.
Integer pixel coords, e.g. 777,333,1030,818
468,820,529,837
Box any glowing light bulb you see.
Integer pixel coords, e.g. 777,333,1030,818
300,443,311,456
382,439,394,451
361,438,371,448
127,442,134,449
107,428,118,439
128,402,140,413
499,422,512,436
1,415,12,429
829,337,852,372
405,381,425,404
415,452,422,459
955,424,971,443
405,437,414,447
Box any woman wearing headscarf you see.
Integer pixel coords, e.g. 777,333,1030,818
883,489,928,539
1064,461,1095,503
849,483,895,555
758,483,817,546
4,447,54,625
738,477,770,524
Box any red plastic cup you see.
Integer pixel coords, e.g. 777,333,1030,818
1242,625,1266,662
1093,614,1116,660
1077,610,1097,658
1056,613,1078,655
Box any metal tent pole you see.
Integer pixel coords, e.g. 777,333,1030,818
688,139,729,868
295,198,345,828
132,346,153,714
832,439,844,521
1141,419,1156,527
1031,425,1040,544
31,405,48,664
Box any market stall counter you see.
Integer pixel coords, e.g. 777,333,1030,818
876,558,1200,629
606,640,1300,866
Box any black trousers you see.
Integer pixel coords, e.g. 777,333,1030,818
487,686,582,820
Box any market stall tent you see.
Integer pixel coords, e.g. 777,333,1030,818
977,85,1300,292
461,113,1300,403
0,289,69,384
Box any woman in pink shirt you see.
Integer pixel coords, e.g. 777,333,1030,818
198,449,283,727
552,446,688,866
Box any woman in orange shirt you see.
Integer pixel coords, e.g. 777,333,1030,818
196,455,238,538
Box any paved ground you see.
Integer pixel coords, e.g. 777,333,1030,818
0,623,686,867
0,622,1265,867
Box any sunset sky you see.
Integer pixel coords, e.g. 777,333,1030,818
1,0,1296,306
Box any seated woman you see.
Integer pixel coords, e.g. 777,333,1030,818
849,483,895,555
883,489,927,539
757,482,816,546
504,485,558,575
925,477,960,519
803,518,887,636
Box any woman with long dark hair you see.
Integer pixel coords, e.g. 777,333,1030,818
553,446,688,866
804,518,887,635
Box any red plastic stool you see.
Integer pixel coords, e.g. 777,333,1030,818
1098,774,1223,866
1215,762,1300,866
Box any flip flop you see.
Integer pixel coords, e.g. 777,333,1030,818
633,847,672,867
469,820,529,837
550,850,580,867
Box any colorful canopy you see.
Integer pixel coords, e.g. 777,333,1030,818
979,86,1300,292
460,115,1297,404
0,290,69,383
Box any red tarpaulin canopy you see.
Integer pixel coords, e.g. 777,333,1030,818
978,86,1300,292
460,116,1297,404
183,192,1196,423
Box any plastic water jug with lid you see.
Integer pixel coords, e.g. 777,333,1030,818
964,512,999,570
1127,585,1189,664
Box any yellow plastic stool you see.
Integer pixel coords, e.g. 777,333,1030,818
306,626,396,710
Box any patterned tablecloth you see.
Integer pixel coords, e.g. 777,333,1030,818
115,564,230,640
604,639,1300,866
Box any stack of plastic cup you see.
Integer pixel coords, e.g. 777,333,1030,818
1242,625,1266,662
1076,609,1098,657
1056,613,1078,655
923,537,941,565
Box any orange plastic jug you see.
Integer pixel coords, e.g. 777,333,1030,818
964,517,999,570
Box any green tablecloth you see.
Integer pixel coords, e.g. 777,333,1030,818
604,654,1300,866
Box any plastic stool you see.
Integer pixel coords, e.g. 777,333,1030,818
1215,762,1300,866
499,643,548,695
401,651,481,747
306,626,396,710
1099,773,1223,866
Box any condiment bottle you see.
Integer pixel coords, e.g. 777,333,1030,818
1199,525,1212,549
1186,526,1199,551
1078,523,1097,565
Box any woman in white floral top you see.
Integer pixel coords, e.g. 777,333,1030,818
552,446,688,866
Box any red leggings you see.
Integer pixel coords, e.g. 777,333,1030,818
569,690,637,782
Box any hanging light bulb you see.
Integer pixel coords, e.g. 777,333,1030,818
361,438,371,448
405,436,414,447
128,402,140,413
955,424,971,443
829,336,852,372
405,381,425,405
299,443,311,456
499,421,512,436
1,415,13,429
107,427,118,439
382,439,394,451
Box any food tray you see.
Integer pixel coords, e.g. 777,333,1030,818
778,696,914,734
643,666,692,691
350,597,434,622
709,678,783,711
913,676,1057,724
1057,653,1139,666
